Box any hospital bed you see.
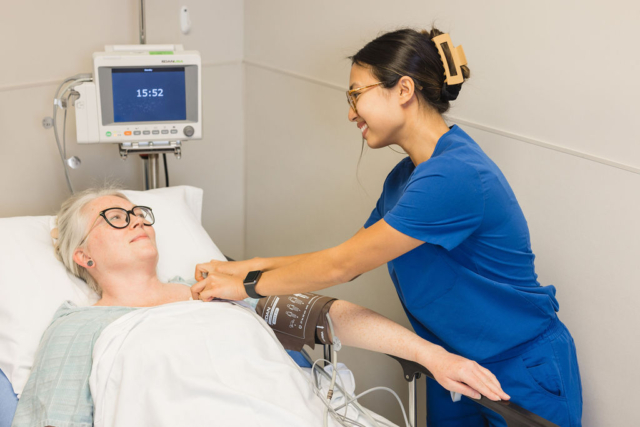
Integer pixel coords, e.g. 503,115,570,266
0,186,559,427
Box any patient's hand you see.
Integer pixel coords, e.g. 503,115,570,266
423,347,510,402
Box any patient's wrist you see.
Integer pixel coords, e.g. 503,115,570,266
417,343,447,371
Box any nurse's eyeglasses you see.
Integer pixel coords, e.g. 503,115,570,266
80,206,155,245
346,78,424,116
346,82,386,115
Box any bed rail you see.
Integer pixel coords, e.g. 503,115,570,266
386,354,560,427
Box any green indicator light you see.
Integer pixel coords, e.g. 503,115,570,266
106,131,112,137
149,51,174,55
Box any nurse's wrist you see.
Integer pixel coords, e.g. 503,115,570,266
253,257,276,271
254,274,268,297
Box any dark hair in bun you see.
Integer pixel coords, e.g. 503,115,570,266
349,27,470,114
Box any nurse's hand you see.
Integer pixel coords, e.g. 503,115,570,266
195,258,262,282
191,271,248,302
424,347,510,402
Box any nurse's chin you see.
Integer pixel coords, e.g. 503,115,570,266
366,139,394,151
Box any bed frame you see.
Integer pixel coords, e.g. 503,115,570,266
309,345,559,427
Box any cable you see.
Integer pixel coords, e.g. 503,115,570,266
311,359,358,427
52,89,74,194
162,153,169,187
325,314,339,399
51,75,92,194
333,387,410,427
62,107,67,159
232,301,407,427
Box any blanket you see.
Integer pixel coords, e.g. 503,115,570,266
90,300,392,427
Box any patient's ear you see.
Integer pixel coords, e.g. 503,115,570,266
73,248,93,269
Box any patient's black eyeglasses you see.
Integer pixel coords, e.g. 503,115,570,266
80,206,155,245
99,206,155,229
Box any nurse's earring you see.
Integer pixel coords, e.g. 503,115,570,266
87,260,94,267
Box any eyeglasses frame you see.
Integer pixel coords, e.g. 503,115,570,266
79,206,155,246
346,82,386,115
346,78,424,115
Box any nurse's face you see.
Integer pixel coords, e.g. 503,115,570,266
347,64,404,149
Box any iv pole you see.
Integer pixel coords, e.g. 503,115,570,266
119,0,182,188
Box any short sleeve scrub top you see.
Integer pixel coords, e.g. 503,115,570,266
364,125,582,426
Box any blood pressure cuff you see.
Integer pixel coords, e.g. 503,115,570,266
256,293,337,352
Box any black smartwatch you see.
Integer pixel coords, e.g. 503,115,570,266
243,270,265,299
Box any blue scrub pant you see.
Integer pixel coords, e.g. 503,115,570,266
426,318,582,427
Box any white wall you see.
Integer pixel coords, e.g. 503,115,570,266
244,1,640,425
0,0,245,260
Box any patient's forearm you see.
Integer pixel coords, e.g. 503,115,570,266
328,300,444,369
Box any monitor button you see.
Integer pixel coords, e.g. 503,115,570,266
143,130,151,135
170,129,178,134
152,130,160,135
133,131,141,135
183,126,195,137
161,130,169,134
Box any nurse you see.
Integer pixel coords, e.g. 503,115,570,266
193,27,582,426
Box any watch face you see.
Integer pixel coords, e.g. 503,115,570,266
245,270,261,283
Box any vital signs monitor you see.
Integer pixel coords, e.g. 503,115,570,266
75,45,201,144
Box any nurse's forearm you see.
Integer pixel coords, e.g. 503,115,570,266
255,247,347,295
253,222,421,296
254,252,316,271
254,227,367,272
328,300,445,369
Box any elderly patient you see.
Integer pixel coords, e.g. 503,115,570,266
12,189,506,427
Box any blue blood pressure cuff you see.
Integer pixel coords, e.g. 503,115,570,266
256,293,337,351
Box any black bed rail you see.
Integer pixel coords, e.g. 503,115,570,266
387,355,560,427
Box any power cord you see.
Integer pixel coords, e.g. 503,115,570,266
162,153,170,187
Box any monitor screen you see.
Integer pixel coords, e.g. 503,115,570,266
111,67,187,122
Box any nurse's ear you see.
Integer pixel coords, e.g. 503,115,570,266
397,76,417,107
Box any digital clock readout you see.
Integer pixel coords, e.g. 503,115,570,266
136,89,164,97
112,67,186,122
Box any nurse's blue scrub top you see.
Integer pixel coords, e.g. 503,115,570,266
364,125,559,362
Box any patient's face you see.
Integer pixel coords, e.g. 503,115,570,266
81,196,158,270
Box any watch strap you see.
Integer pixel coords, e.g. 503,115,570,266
243,270,265,299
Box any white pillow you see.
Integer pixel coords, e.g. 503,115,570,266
0,185,225,396
121,186,226,282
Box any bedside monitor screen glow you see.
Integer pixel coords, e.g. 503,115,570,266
111,67,186,122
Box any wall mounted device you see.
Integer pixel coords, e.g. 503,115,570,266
74,44,201,160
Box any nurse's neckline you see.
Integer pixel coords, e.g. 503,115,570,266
410,124,458,168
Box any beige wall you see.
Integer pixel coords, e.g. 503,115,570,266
245,1,640,425
0,0,245,260
3,0,639,425
244,64,424,422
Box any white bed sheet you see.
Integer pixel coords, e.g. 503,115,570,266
90,301,397,427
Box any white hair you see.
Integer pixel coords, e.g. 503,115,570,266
54,188,131,295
